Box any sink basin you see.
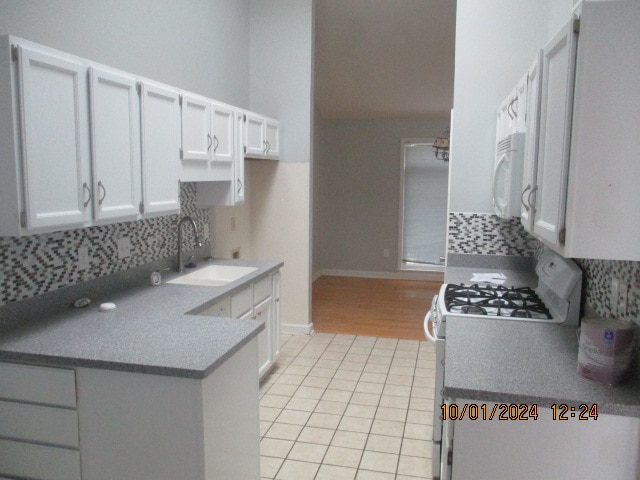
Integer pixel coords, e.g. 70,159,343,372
167,265,258,287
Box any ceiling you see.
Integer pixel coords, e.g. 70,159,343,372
314,0,457,120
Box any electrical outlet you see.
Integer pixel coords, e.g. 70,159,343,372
78,246,89,271
383,248,390,258
117,237,131,259
611,277,620,313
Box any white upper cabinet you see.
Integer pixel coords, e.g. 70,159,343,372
519,2,640,260
15,45,91,232
211,101,234,163
520,52,543,233
180,94,211,163
88,67,141,222
233,110,246,204
140,81,180,215
244,112,280,160
513,74,527,133
532,18,578,248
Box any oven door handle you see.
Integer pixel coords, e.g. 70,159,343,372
424,308,438,344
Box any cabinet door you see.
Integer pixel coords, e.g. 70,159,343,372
181,94,211,162
513,73,528,133
233,111,245,204
533,18,578,247
89,67,141,221
520,52,543,232
254,296,273,379
140,82,180,215
264,119,280,159
244,112,265,158
211,102,234,163
17,45,90,230
272,272,281,362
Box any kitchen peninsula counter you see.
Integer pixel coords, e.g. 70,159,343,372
0,258,283,378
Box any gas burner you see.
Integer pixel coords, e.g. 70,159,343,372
461,305,487,315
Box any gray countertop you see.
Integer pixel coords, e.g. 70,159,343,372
0,258,283,379
445,317,640,417
442,254,640,417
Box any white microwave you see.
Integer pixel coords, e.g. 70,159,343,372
493,132,525,218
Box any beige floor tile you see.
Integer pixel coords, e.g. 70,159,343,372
297,426,335,445
382,384,411,397
344,403,377,419
287,441,328,463
276,408,312,426
340,361,366,372
307,412,342,429
322,388,353,403
359,450,398,474
355,469,395,480
334,369,362,381
261,394,292,409
370,419,405,437
275,459,319,480
403,422,429,441
350,392,381,406
411,386,434,399
393,350,419,359
326,343,350,353
375,406,407,422
260,406,282,422
266,383,298,397
355,381,384,395
316,359,342,369
412,375,434,388
391,357,416,367
260,438,294,458
301,376,331,389
323,445,363,468
363,363,390,374
397,455,430,477
260,455,284,479
315,464,357,480
374,338,398,349
275,373,306,386
401,438,430,458
260,420,272,437
290,356,317,367
348,346,373,355
367,355,393,366
409,397,431,411
359,372,387,384
265,422,304,441
329,378,358,391
294,386,326,400
331,430,368,450
366,434,402,454
414,367,435,378
385,374,413,387
338,415,374,433
379,394,410,409
286,396,319,412
284,364,312,376
406,408,431,425
320,351,346,361
370,347,394,358
389,366,415,377
310,366,337,378
315,400,348,415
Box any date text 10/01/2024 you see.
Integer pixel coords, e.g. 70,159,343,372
441,403,599,421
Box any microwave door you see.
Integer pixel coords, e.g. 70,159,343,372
493,152,511,218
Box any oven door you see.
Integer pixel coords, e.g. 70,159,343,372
425,297,446,479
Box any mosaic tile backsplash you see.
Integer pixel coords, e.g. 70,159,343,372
448,212,640,326
0,183,210,306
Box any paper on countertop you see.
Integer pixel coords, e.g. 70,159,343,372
469,272,507,285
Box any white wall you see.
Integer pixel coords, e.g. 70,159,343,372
314,117,449,275
449,0,549,213
0,0,250,107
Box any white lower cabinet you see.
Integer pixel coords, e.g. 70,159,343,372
0,338,261,480
0,363,81,480
198,271,281,379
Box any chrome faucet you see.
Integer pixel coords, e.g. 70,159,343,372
176,216,203,272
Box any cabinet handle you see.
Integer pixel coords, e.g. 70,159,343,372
511,95,518,118
213,135,219,152
527,185,538,212
521,184,531,212
207,133,213,151
237,178,243,194
262,140,268,155
98,181,106,205
266,141,271,154
83,182,92,208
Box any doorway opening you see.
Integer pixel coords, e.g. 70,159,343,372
398,139,449,272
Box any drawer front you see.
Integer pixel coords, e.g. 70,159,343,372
0,438,81,480
197,297,231,317
231,286,253,318
0,400,79,448
253,276,272,304
0,363,76,408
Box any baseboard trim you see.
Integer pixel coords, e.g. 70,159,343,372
281,322,314,335
314,269,444,282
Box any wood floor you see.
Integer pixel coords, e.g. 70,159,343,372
312,275,441,341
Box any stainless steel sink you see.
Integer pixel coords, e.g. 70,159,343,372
166,265,258,287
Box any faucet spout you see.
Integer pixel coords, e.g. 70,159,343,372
177,216,202,272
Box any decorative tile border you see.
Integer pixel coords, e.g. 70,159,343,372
0,183,210,306
447,212,540,257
